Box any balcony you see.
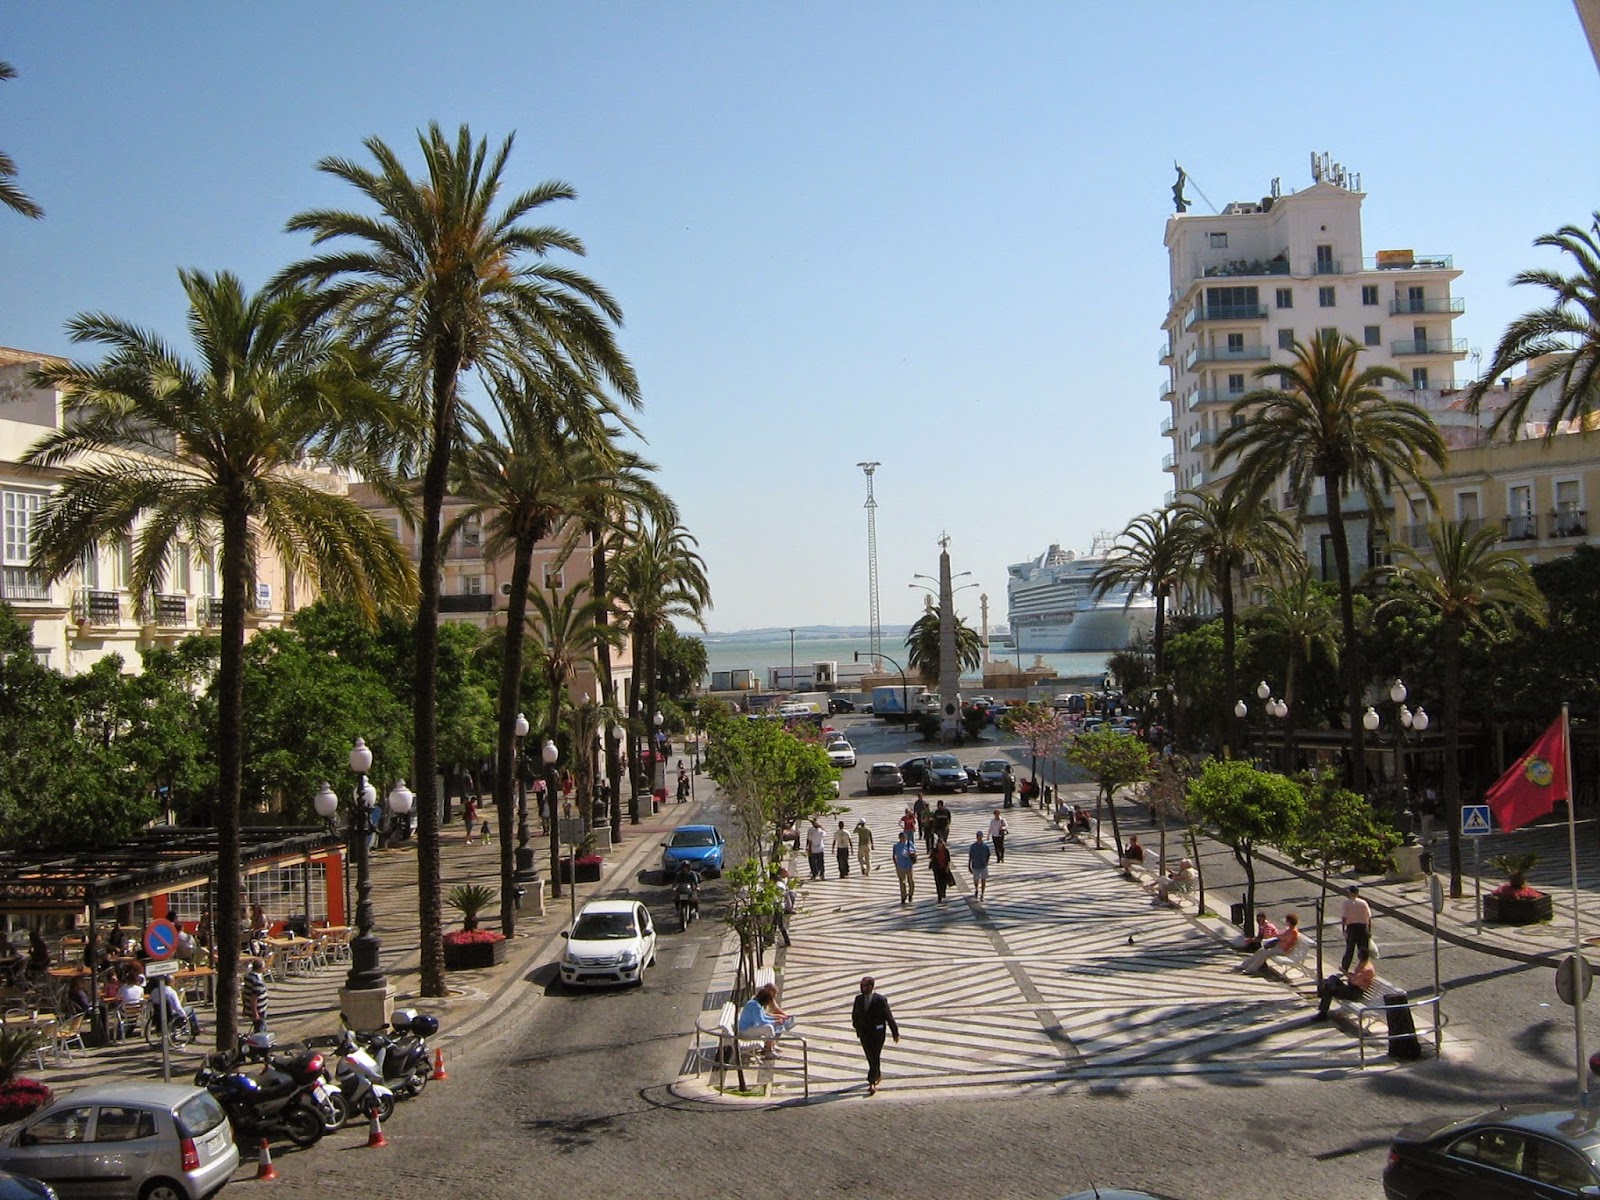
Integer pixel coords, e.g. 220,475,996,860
1397,523,1431,549
1503,514,1539,542
1185,344,1269,369
1392,338,1468,356
1548,510,1589,539
440,593,494,613
1184,303,1268,330
1158,342,1173,364
75,589,122,626
1388,297,1465,316
1161,452,1177,471
1160,415,1175,436
202,597,224,627
1311,259,1344,276
1189,388,1248,408
1201,257,1290,280
1158,381,1175,404
0,567,50,602
153,593,190,627
445,538,485,560
1366,253,1455,272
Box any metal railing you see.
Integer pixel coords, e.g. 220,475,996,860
1388,296,1465,316
1200,257,1291,280
202,597,225,626
1312,258,1343,275
1392,338,1468,356
1189,387,1248,407
1184,303,1268,329
1365,254,1454,272
439,593,494,613
153,593,189,626
74,589,122,625
1549,511,1588,539
1186,344,1269,368
0,567,50,602
1503,514,1539,542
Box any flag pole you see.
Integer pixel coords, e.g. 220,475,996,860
1565,702,1586,1106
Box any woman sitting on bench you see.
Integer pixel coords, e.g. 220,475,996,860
1313,950,1375,1019
737,983,795,1059
1237,911,1300,974
1148,859,1196,903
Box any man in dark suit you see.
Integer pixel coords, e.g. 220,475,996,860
850,976,900,1095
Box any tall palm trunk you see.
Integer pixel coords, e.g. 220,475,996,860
589,518,622,841
213,503,250,1049
546,686,566,900
626,620,645,822
1442,618,1465,897
1220,565,1237,754
1152,588,1168,678
414,354,459,998
1282,655,1299,772
494,542,535,936
1322,473,1365,793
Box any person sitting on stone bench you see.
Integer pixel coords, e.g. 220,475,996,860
1148,859,1196,904
1312,949,1376,1020
1236,911,1300,974
1236,911,1281,953
1118,835,1147,879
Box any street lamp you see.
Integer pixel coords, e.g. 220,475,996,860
544,739,562,900
854,649,910,723
653,711,665,803
313,738,413,996
513,712,536,884
609,721,626,838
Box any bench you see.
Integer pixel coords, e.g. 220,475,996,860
693,998,811,1098
1263,937,1313,978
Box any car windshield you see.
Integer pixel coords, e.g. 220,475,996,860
870,766,897,776
176,1092,227,1138
572,912,637,940
929,755,961,769
981,761,1008,772
669,831,717,848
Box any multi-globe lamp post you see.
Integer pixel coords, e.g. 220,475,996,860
544,738,562,900
513,712,537,885
314,737,413,1010
1363,680,1429,833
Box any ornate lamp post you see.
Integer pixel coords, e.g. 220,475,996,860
544,739,562,900
652,711,665,808
513,712,536,884
609,721,625,840
1233,698,1249,758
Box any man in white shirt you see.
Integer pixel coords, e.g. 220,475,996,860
1340,885,1373,971
805,820,827,880
987,810,1009,863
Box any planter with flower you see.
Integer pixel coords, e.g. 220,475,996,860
0,1028,52,1123
443,884,506,969
1483,853,1553,925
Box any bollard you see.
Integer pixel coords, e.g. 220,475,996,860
255,1139,279,1181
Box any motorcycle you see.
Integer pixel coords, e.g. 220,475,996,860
210,1032,351,1133
194,1043,329,1148
674,873,700,931
348,1010,437,1099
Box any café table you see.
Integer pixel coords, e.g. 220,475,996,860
171,967,215,1007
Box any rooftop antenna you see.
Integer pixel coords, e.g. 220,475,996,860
858,461,882,667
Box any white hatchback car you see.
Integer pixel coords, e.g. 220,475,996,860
826,740,857,767
559,899,658,988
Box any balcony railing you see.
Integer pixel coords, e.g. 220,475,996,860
1201,257,1291,280
445,539,485,560
439,593,494,613
1392,338,1468,356
1159,415,1175,436
1158,342,1173,364
1366,254,1454,272
1186,344,1270,368
1312,258,1343,275
1503,514,1539,542
1549,510,1589,539
1190,387,1248,408
1158,381,1175,404
1388,297,1465,316
153,593,189,626
0,567,50,602
1184,303,1268,330
75,589,122,626
202,597,225,627
1161,452,1176,471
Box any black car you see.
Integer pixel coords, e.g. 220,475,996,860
827,695,856,714
1384,1105,1600,1199
899,754,968,792
976,758,1011,791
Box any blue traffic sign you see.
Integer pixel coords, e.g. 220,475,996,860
1461,804,1493,838
143,918,178,960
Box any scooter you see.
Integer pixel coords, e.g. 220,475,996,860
329,1030,396,1122
674,873,700,931
348,1010,436,1099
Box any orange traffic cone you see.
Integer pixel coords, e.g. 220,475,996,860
365,1109,389,1149
255,1139,279,1181
432,1047,448,1081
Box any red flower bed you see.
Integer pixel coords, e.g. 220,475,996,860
1490,883,1545,900
576,854,603,868
0,1079,53,1124
444,929,506,947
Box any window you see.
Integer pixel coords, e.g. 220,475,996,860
542,566,565,591
1363,325,1380,347
1209,232,1228,249
24,1107,93,1145
1227,373,1245,394
2,489,42,565
198,553,217,598
383,516,403,540
93,1107,157,1143
1508,484,1535,540
1319,326,1338,342
1275,287,1293,309
1315,244,1335,272
174,545,192,594
1226,333,1244,351
78,545,99,590
1447,1129,1526,1175
461,517,482,548
1318,286,1336,307
113,537,133,589
1361,284,1379,306
1456,491,1480,521
1278,328,1295,350
1531,1138,1597,1189
461,574,484,595
1412,367,1430,390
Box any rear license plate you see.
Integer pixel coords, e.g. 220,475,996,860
313,1083,330,1103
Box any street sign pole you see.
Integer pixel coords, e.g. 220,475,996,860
1474,840,1482,934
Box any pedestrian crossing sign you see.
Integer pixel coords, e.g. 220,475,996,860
1461,804,1493,837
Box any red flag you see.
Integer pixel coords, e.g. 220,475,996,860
1485,717,1568,832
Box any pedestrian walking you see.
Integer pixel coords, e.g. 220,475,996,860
806,819,827,880
850,976,900,1095
892,831,918,904
914,794,931,852
987,809,1008,863
242,957,270,1032
534,777,549,831
931,800,952,847
929,839,954,904
1002,765,1016,809
833,821,852,878
772,869,794,947
463,796,479,844
676,760,690,803
900,806,917,839
1339,885,1372,971
967,831,992,900
855,820,874,875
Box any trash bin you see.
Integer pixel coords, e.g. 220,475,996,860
1383,991,1422,1060
1230,901,1247,927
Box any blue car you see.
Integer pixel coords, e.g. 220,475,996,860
661,825,726,878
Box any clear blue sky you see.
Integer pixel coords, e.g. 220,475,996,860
4,3,1596,632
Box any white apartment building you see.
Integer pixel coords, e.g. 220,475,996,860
1159,156,1466,577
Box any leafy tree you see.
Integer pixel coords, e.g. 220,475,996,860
1144,752,1205,913
904,608,982,688
1001,704,1065,806
1186,757,1306,930
1289,770,1399,979
655,624,709,700
1466,213,1600,438
0,62,42,219
1218,331,1446,791
1514,548,1600,719
1065,727,1153,858
28,271,416,1046
279,123,638,997
1163,620,1224,751
1385,519,1547,897
704,714,837,864
1249,559,1339,769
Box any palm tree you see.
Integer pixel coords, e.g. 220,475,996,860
1218,330,1445,791
448,379,615,935
526,580,620,890
277,124,638,995
1092,506,1187,679
1250,557,1339,770
0,62,42,219
25,270,417,1047
1386,520,1547,897
1467,213,1600,439
904,608,983,687
1170,489,1298,753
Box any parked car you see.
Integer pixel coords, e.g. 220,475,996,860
827,695,856,714
900,754,969,792
0,1083,238,1200
1383,1105,1600,1199
0,1172,52,1200
660,824,726,877
865,763,904,794
559,900,657,988
976,758,1011,790
826,741,857,768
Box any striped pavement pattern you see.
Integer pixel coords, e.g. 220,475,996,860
686,784,1366,1099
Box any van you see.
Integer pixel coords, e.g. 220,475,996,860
1052,693,1087,714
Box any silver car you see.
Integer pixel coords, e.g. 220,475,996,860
0,1084,239,1200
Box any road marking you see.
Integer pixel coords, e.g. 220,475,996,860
668,947,699,970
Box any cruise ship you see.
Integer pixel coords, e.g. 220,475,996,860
1006,538,1157,653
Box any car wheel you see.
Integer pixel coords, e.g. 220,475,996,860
141,1179,187,1200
